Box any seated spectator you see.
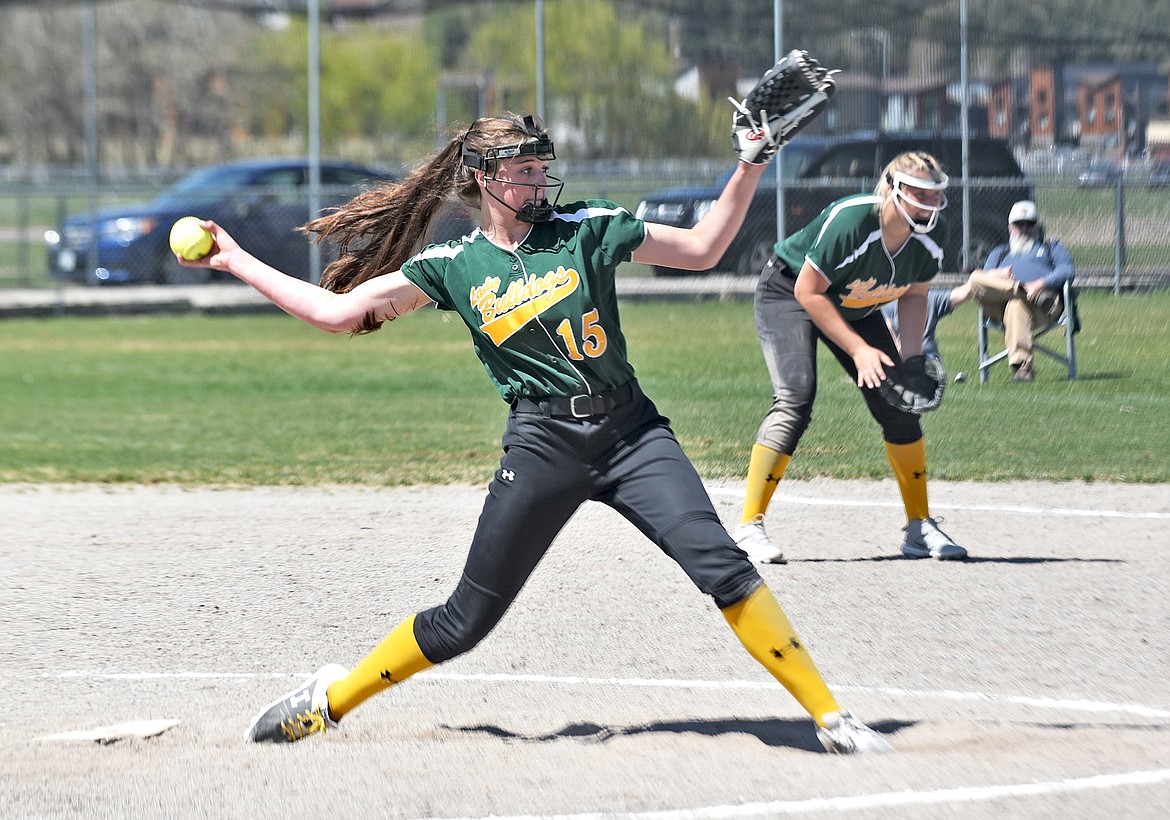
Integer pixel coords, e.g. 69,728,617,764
967,200,1075,382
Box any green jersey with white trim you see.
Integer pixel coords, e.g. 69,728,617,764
773,194,948,321
401,200,645,402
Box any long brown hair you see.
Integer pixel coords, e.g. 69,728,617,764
303,114,547,298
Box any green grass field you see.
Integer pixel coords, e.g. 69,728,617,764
1,290,1167,485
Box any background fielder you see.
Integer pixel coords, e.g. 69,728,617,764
732,151,971,564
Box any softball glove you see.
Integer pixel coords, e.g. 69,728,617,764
730,49,838,166
879,355,948,415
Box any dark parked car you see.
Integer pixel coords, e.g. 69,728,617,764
1077,162,1122,188
635,131,1033,276
45,158,473,285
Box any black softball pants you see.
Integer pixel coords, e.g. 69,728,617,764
413,380,762,663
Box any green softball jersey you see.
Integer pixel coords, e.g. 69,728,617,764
401,199,645,402
773,193,948,321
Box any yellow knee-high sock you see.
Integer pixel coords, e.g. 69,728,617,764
884,439,930,522
722,585,841,725
326,614,434,721
741,444,791,524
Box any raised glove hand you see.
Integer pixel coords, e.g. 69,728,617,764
730,49,838,166
878,355,948,415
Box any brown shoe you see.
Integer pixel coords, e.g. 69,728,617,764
1010,363,1034,382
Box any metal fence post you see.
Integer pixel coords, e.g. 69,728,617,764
17,186,30,288
1114,175,1125,295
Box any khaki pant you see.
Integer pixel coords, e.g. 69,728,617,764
969,271,1062,371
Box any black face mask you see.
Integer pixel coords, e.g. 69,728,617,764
477,172,565,223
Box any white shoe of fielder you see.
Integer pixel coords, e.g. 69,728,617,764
816,711,894,754
731,515,785,564
901,517,968,560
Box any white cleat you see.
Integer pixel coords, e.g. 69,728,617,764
731,515,785,564
901,516,968,560
816,711,894,754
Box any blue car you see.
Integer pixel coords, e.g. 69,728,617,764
44,158,472,285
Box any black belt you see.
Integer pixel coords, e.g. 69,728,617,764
512,380,635,419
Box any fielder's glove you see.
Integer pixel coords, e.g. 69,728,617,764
730,49,838,166
878,355,948,415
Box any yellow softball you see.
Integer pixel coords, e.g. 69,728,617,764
169,216,214,261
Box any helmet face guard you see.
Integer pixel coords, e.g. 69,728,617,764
888,169,949,234
462,118,563,223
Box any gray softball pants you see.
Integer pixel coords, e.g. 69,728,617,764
753,259,923,454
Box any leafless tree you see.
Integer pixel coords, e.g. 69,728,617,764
0,0,250,167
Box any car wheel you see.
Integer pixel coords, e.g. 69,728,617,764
160,253,212,285
735,239,774,277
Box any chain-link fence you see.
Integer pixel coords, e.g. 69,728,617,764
1,1,1167,290
3,161,1168,290
0,164,475,288
1028,172,1170,292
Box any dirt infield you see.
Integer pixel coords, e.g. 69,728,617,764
2,480,1168,819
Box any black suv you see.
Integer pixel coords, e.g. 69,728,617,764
635,131,1032,276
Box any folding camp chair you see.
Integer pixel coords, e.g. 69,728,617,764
977,278,1078,382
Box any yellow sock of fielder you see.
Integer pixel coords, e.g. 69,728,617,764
723,585,840,725
885,439,930,521
326,614,434,721
741,444,791,524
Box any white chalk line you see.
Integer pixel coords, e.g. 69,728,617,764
429,769,1170,820
48,669,1170,816
428,673,1170,720
705,486,1170,519
419,672,1170,819
52,669,1170,719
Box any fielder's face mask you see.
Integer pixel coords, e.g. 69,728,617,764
887,169,949,234
462,116,564,223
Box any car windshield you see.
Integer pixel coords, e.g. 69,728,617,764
777,141,823,177
153,166,261,208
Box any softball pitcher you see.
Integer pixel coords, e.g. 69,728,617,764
732,151,971,564
178,112,890,754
